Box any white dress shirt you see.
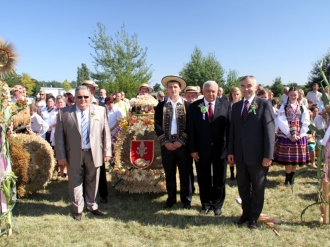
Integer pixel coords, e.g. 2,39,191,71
203,98,216,118
76,106,91,149
107,105,122,134
166,97,184,135
30,113,49,136
306,91,322,104
241,95,256,114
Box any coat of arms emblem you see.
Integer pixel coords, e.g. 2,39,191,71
130,140,154,169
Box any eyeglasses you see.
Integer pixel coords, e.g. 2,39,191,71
76,96,89,99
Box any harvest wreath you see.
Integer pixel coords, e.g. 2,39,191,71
111,114,166,193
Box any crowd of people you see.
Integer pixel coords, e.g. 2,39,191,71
10,77,327,228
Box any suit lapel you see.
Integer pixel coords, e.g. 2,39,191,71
243,97,258,122
213,98,221,120
69,105,79,133
90,104,95,134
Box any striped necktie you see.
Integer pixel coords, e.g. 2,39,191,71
241,100,249,120
81,111,90,144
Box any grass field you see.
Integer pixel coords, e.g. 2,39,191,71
1,165,329,247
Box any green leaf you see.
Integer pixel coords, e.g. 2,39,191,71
301,201,329,222
320,88,329,106
308,124,325,138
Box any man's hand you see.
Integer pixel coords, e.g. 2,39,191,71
227,155,235,164
172,141,182,149
104,156,111,162
262,158,272,167
58,159,67,167
164,143,176,151
191,152,199,162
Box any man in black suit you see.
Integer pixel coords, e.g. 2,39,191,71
154,75,192,209
188,81,230,216
227,75,275,229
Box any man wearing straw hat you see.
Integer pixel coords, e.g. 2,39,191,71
183,86,200,103
82,80,108,203
138,83,153,96
154,75,192,209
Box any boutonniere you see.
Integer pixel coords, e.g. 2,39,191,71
91,113,99,121
198,103,208,120
248,102,258,114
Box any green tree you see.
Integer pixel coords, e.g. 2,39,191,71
77,63,90,86
307,52,330,90
4,73,21,87
152,83,163,92
20,73,35,95
89,23,153,98
270,77,284,98
62,80,72,92
179,47,225,88
223,69,240,94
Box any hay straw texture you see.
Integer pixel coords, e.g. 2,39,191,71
111,115,166,193
8,134,55,197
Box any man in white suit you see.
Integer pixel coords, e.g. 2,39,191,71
55,86,111,221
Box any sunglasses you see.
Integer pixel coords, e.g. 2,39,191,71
77,96,89,99
40,93,44,95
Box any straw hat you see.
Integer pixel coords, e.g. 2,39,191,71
182,86,201,95
161,75,186,90
139,83,153,93
82,80,98,88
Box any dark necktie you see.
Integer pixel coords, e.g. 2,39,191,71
208,102,213,122
241,100,249,120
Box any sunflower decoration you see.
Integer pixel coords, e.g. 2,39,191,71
0,37,18,79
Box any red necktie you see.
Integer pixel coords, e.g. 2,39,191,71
208,102,213,122
241,100,249,120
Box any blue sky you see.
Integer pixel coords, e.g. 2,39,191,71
2,0,330,88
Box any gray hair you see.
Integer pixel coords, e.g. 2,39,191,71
284,87,289,91
75,85,91,95
203,81,218,90
240,75,257,85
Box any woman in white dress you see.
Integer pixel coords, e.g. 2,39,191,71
37,90,47,115
49,95,67,179
41,96,56,143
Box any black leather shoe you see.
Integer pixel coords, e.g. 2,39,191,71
214,208,222,216
249,220,257,229
88,209,104,216
235,216,249,225
163,203,175,209
73,213,82,221
100,197,108,203
183,204,191,210
200,208,210,215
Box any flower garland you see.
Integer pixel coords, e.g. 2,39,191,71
111,115,166,193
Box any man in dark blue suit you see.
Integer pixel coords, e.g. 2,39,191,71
227,75,275,229
188,81,231,216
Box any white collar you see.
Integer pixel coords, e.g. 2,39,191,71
166,96,183,105
243,95,256,104
203,98,216,106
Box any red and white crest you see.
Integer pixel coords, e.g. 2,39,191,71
130,140,154,169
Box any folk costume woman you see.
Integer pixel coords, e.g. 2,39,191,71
276,87,310,186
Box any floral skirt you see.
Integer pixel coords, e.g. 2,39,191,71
276,136,310,166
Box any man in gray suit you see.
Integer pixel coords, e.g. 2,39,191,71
227,76,275,229
55,86,111,221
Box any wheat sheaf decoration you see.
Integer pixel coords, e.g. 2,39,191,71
0,37,18,79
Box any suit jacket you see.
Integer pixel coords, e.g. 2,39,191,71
228,97,275,166
188,98,231,161
55,104,111,168
154,100,190,146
